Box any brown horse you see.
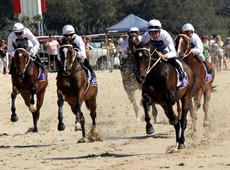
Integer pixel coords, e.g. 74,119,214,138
119,33,158,122
174,34,215,126
133,41,194,149
56,42,99,143
10,48,48,132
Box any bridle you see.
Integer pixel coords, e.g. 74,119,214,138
14,48,32,77
135,47,161,76
175,34,192,59
59,44,77,71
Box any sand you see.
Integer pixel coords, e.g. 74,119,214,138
0,69,229,170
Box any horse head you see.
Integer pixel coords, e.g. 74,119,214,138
14,48,31,79
174,33,192,58
133,41,160,84
128,33,140,54
59,43,78,73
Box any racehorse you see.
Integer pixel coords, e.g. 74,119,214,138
174,34,215,126
56,40,100,143
133,41,194,149
10,48,48,132
119,33,158,122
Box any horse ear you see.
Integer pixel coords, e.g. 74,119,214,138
57,38,62,45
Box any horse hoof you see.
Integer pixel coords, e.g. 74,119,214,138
29,105,37,112
58,123,65,131
146,125,154,134
203,120,209,127
169,117,179,125
77,137,87,143
33,128,38,133
11,115,18,122
178,143,185,149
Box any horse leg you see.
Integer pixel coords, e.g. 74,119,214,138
203,89,211,127
11,89,18,122
177,96,190,149
57,91,65,131
151,104,158,123
31,89,46,133
142,94,154,134
29,85,37,112
75,102,86,142
195,89,203,110
123,84,139,121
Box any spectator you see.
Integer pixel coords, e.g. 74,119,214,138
222,37,230,70
83,36,92,61
209,34,217,67
105,38,116,72
46,35,59,71
0,39,8,74
212,35,224,71
201,36,210,62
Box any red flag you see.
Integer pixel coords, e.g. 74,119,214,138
41,0,46,13
13,0,21,14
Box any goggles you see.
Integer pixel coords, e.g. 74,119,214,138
63,33,74,37
15,32,23,36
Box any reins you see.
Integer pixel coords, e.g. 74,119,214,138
135,47,161,75
175,34,193,59
15,48,33,74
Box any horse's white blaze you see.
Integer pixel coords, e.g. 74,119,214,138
63,47,68,70
19,53,23,57
177,37,182,54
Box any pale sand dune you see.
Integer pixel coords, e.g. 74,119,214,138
0,70,229,170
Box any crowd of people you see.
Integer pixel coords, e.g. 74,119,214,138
0,21,229,76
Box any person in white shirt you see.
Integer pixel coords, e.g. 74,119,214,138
141,19,185,80
60,25,95,78
182,23,212,74
7,22,44,74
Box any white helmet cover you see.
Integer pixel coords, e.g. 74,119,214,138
182,23,194,32
13,23,24,32
129,27,139,32
148,19,162,31
62,25,75,35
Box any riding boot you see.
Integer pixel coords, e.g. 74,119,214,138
34,56,45,72
83,58,96,78
169,58,185,81
203,60,212,74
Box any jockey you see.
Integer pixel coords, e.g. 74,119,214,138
7,23,44,74
60,25,95,78
141,19,185,80
182,23,212,74
119,27,142,54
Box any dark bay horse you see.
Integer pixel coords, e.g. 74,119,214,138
119,33,158,122
11,48,48,132
133,42,194,149
174,34,215,126
56,42,100,143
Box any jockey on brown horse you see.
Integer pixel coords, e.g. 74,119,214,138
181,23,213,74
8,23,45,80
59,25,96,81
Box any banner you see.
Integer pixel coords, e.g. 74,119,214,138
13,0,21,14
